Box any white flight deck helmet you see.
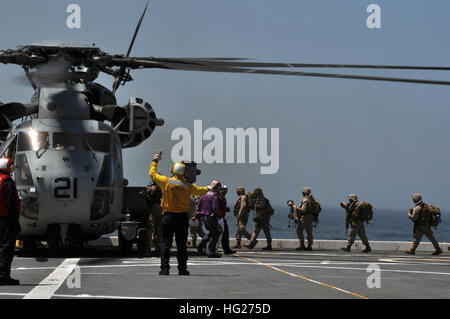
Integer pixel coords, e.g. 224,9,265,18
210,180,222,192
170,162,186,177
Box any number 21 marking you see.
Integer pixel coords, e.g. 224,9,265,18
53,177,78,200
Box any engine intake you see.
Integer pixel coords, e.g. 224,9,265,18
119,97,164,148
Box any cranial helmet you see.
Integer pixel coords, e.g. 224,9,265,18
170,162,186,177
412,194,422,203
253,188,263,196
236,186,245,194
0,158,14,174
301,187,311,195
210,180,222,191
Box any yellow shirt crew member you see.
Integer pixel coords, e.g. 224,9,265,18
149,161,208,213
149,150,209,276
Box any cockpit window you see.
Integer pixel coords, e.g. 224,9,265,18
14,154,33,186
17,131,49,152
53,133,80,150
83,133,110,153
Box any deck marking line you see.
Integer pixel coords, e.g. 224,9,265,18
23,258,80,299
239,255,368,299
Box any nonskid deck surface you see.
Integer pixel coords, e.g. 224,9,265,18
1,247,449,299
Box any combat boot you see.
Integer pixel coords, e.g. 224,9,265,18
224,249,237,255
362,245,372,253
305,245,313,251
159,268,169,276
295,244,306,251
432,248,442,256
232,240,241,249
262,243,272,251
340,246,351,252
196,243,206,256
404,249,415,255
244,240,258,249
188,238,197,248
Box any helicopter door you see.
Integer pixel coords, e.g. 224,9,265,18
0,134,18,159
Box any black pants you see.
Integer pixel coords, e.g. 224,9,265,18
199,215,219,255
0,217,17,280
221,219,232,253
160,212,188,271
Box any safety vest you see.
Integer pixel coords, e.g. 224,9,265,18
0,172,21,217
160,178,193,213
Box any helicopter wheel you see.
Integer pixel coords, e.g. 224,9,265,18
118,232,133,252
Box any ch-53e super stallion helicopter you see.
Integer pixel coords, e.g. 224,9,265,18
0,2,449,253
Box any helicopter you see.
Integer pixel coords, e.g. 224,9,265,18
0,2,449,253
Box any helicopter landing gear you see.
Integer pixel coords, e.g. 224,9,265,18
22,240,37,251
46,224,85,256
47,224,61,256
118,220,140,252
67,224,83,254
118,232,133,252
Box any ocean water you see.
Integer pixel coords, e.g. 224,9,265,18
224,206,450,242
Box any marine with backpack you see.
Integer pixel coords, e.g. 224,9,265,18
244,188,273,251
289,187,320,251
232,187,252,249
404,194,442,256
339,194,372,253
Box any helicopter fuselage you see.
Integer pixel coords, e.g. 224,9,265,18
0,81,162,247
13,118,124,242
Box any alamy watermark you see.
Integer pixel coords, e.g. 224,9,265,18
366,263,381,289
171,120,279,175
367,4,381,29
66,265,81,289
66,4,81,29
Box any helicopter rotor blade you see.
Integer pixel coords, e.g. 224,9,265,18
115,56,450,71
107,57,450,86
112,0,149,93
126,1,149,58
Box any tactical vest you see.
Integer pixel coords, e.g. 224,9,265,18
234,194,250,217
0,173,21,217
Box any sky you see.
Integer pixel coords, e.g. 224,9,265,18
0,0,449,210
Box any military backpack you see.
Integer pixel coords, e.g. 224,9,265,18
424,205,442,227
309,195,322,217
252,197,273,224
247,192,255,210
355,201,373,222
264,198,275,216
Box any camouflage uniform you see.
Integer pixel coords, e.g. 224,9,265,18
142,184,163,257
340,194,371,253
189,196,205,247
294,194,315,250
233,187,252,248
245,189,272,250
405,194,441,255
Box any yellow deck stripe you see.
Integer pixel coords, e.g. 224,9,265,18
237,254,368,299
